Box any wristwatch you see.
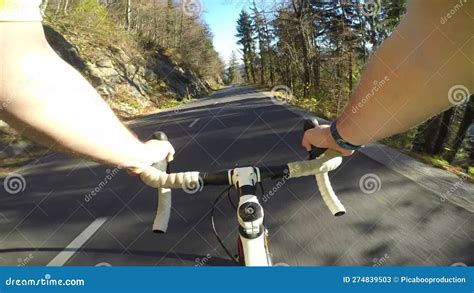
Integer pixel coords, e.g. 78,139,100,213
330,121,363,151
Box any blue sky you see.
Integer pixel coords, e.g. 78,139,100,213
202,0,251,65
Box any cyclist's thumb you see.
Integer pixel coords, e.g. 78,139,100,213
302,137,313,152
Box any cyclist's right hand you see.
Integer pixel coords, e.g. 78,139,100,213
302,125,353,157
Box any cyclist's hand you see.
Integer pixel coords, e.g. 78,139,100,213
138,139,174,188
144,139,175,163
128,140,175,176
302,125,354,156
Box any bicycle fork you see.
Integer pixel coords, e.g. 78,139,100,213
231,167,272,266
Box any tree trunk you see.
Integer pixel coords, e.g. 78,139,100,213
447,96,473,162
269,54,275,85
41,0,49,14
56,0,62,12
414,114,443,154
299,25,311,98
126,0,132,31
348,50,353,95
432,107,455,155
63,0,69,13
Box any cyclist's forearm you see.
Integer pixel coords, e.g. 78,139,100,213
0,35,150,171
336,0,473,146
3,102,148,172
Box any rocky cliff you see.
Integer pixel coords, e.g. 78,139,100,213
42,24,214,116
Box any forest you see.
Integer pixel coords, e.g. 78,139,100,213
41,0,224,82
230,0,473,177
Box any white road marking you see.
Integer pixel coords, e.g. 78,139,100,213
189,118,200,128
47,217,108,266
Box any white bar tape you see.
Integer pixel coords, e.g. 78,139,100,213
287,151,343,178
287,150,345,216
315,173,346,216
148,160,173,234
141,167,201,189
153,188,171,233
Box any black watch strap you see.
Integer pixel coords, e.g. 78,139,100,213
330,122,363,151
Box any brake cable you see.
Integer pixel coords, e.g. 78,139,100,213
210,186,239,264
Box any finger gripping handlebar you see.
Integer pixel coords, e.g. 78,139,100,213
143,168,201,189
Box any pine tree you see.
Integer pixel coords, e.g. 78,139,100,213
236,10,256,84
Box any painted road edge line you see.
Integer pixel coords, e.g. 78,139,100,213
47,217,108,266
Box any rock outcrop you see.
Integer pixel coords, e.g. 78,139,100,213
42,25,213,115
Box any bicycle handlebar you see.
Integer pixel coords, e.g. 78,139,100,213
304,118,346,217
147,153,342,188
151,132,172,233
149,122,346,233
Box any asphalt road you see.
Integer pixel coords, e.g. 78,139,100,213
0,86,472,266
